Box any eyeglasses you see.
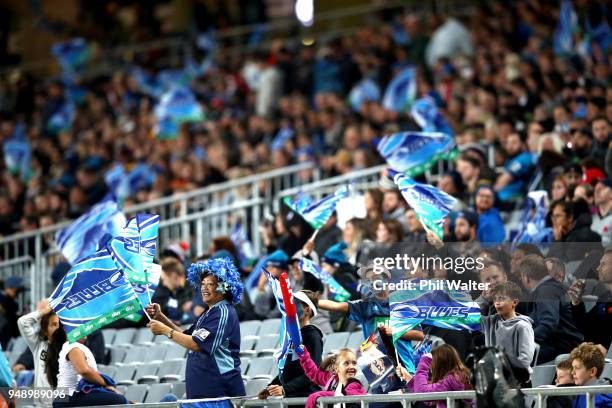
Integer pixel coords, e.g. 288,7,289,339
493,296,513,302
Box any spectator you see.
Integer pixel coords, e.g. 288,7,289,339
254,249,289,319
152,258,192,324
437,170,466,207
456,155,489,208
474,186,506,244
453,211,481,258
425,17,474,67
591,179,612,245
480,282,535,386
382,189,408,231
547,359,576,408
495,132,536,203
549,200,602,261
550,174,569,202
364,189,384,227
0,276,25,349
404,208,427,243
343,218,375,267
321,242,360,300
546,257,567,284
518,255,583,363
253,52,283,118
570,343,612,407
313,212,342,257
591,117,610,161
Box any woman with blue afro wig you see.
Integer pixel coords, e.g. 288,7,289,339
146,256,246,399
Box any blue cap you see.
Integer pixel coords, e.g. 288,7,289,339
4,276,27,291
322,242,349,268
266,250,289,270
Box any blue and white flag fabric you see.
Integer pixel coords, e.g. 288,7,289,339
511,190,553,245
230,222,257,269
51,38,91,72
382,66,416,112
271,127,295,151
3,123,31,180
154,87,204,123
46,102,75,135
410,96,454,136
107,213,159,285
554,0,578,54
262,268,291,371
104,163,156,202
299,258,351,302
131,67,163,99
283,185,351,229
124,263,161,322
55,196,127,265
389,282,480,343
375,132,456,177
49,249,141,343
348,78,381,111
389,169,456,239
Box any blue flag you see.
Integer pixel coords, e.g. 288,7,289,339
511,191,553,245
299,258,351,302
124,263,161,322
271,127,295,151
389,169,456,239
348,78,381,111
3,123,31,180
554,0,578,54
154,87,204,123
262,269,291,371
131,67,163,98
390,281,481,343
283,185,351,229
410,96,454,136
104,164,156,201
51,38,91,72
47,102,75,135
49,249,141,343
56,196,127,265
375,132,457,177
382,67,416,112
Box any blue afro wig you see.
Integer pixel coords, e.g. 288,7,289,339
187,257,244,304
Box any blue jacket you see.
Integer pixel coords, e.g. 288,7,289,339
477,208,506,244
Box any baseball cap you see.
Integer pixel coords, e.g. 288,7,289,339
293,291,317,317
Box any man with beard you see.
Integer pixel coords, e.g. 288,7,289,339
453,210,481,259
494,132,536,202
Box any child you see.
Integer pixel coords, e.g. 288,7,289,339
296,344,366,408
570,342,612,407
547,359,575,408
396,344,473,408
480,281,535,386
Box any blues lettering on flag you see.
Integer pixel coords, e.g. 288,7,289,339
49,249,141,343
389,169,456,240
375,132,456,177
299,258,351,302
283,185,350,229
389,281,481,344
382,67,416,112
55,196,127,265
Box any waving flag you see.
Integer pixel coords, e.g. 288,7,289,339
104,164,156,201
154,87,204,124
158,68,196,90
124,263,162,322
279,273,302,348
376,132,456,177
271,127,295,151
263,268,291,371
107,213,159,284
49,250,141,343
382,67,416,112
56,196,127,265
348,78,381,111
51,38,91,72
299,258,351,302
3,124,31,180
389,169,456,239
554,0,578,54
283,185,350,229
390,283,480,343
511,191,553,245
131,67,163,98
46,102,75,135
410,96,454,136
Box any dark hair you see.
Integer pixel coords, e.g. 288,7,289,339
298,290,318,319
379,219,404,242
430,344,472,388
458,155,481,169
211,237,240,263
45,322,67,388
517,254,549,281
490,281,522,300
551,200,574,220
40,311,57,341
515,243,544,258
557,359,573,370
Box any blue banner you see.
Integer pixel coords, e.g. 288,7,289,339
382,67,416,112
271,127,295,151
3,124,31,180
55,196,127,265
410,96,454,136
283,185,350,229
348,78,381,111
299,258,351,302
51,38,91,72
554,0,577,54
104,164,157,201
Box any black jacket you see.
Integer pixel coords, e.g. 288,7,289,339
548,214,602,261
270,324,324,397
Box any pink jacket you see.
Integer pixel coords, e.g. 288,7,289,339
299,348,367,408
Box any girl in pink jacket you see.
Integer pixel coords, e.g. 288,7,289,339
296,344,367,408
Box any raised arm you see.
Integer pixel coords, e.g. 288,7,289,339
317,299,349,314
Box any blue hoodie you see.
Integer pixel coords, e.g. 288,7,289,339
572,378,612,408
478,208,506,244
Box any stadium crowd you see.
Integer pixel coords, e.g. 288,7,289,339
1,0,612,406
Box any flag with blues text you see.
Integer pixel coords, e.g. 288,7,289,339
283,185,350,229
389,169,456,239
382,67,417,112
299,258,351,302
376,132,456,177
55,196,127,265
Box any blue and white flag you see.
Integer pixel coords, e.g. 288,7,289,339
51,38,91,72
3,123,31,180
262,268,291,371
348,78,381,111
390,282,480,343
158,68,196,90
104,164,156,201
131,67,163,98
410,96,454,136
389,169,456,239
554,0,578,54
511,191,553,245
382,66,416,112
124,263,161,322
283,185,351,229
271,127,295,151
56,196,127,265
49,249,140,343
376,132,456,177
230,222,257,269
299,258,351,302
47,102,75,135
154,87,204,123
155,116,180,140
107,213,159,285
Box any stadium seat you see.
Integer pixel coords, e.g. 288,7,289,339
145,383,173,403
531,344,540,368
255,334,279,356
122,346,149,364
134,327,155,345
8,337,28,355
245,378,269,396
602,364,612,379
240,320,261,338
240,337,257,358
142,344,168,362
346,331,363,350
135,363,161,384
247,357,276,379
116,385,128,396
172,381,186,399
101,329,117,345
163,344,187,360
260,318,281,334
109,348,127,364
157,359,185,383
154,335,171,345
112,328,137,346
532,365,556,387
608,347,612,360
124,384,148,403
554,354,571,365
99,365,117,379
240,357,251,375
115,365,137,385
565,260,582,278
323,332,350,355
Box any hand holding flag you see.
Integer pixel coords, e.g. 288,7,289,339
283,185,351,230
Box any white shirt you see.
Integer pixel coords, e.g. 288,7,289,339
57,342,98,396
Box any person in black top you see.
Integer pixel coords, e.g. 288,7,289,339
0,276,25,349
259,290,324,399
152,258,193,324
